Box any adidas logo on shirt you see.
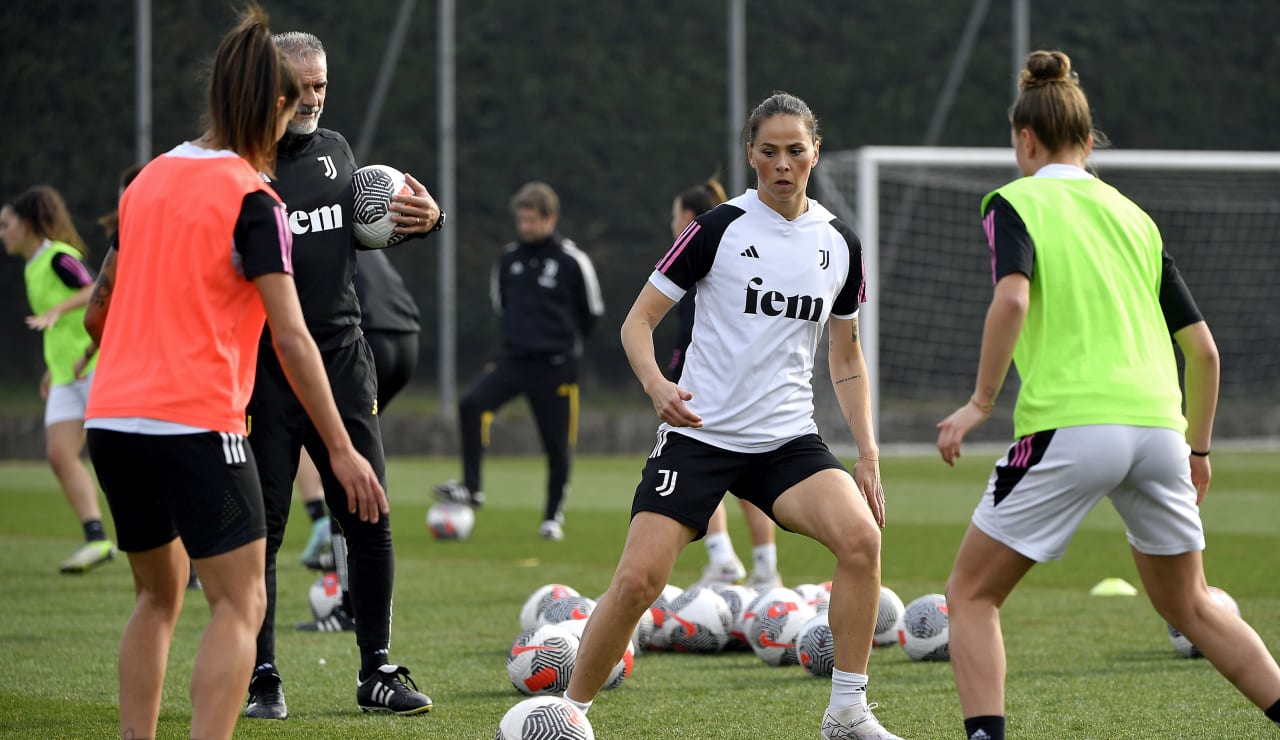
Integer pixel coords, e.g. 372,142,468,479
739,245,760,258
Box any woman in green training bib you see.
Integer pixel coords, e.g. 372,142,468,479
1,184,117,573
935,50,1280,740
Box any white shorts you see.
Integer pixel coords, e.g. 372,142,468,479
971,424,1204,562
45,374,94,426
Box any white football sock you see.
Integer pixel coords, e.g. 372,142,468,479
704,532,736,566
563,692,592,714
752,543,777,574
830,668,868,710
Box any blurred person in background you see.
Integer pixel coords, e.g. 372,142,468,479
434,181,604,541
1,183,116,574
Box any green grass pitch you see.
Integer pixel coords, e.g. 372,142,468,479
1,451,1277,738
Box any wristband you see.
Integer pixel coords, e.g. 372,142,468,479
969,396,994,413
1190,449,1210,457
430,211,446,232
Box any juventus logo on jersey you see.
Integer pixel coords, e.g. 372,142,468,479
317,155,337,180
655,469,678,496
538,259,560,288
819,249,830,270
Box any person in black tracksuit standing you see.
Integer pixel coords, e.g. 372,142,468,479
243,32,442,720
435,182,604,541
354,249,421,409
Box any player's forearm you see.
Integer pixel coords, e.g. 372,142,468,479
971,280,1027,406
83,248,117,345
1175,322,1219,452
271,330,357,456
830,341,878,457
622,314,665,394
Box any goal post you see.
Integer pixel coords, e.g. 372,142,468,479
811,146,1280,447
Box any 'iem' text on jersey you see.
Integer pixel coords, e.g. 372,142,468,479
650,189,864,453
490,233,605,359
262,128,362,352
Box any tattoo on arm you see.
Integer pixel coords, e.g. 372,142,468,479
89,249,117,309
834,374,862,385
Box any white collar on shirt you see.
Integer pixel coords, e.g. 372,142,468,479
1033,163,1094,179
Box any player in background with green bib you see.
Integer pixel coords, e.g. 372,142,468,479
935,51,1280,740
1,184,116,573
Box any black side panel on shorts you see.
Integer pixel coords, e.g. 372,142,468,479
992,429,1057,507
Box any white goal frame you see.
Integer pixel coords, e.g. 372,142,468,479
818,146,1280,439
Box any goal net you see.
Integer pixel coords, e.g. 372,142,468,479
810,147,1280,447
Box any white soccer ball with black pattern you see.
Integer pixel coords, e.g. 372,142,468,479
425,502,474,541
646,584,684,651
661,586,733,653
559,618,634,689
630,604,654,654
536,596,597,629
1169,586,1241,658
708,583,756,650
748,589,815,666
520,584,581,631
351,164,412,249
496,696,595,740
875,586,906,647
796,612,834,678
308,570,342,620
901,593,950,661
506,624,579,696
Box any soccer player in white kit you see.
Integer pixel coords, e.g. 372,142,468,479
936,50,1280,740
563,92,902,740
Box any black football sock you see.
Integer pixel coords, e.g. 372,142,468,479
306,500,327,522
360,648,390,680
83,519,107,542
964,715,1005,740
1264,698,1280,726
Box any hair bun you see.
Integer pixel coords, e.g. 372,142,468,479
1019,50,1075,91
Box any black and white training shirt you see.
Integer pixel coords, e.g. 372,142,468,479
650,188,864,453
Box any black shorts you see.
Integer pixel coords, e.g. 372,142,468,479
631,431,846,539
87,429,267,558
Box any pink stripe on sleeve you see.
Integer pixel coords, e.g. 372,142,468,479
273,203,293,274
54,252,94,287
656,222,700,273
982,209,997,285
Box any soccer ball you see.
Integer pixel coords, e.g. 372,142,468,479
900,593,950,662
646,584,684,651
351,164,412,249
874,586,906,647
1169,586,1241,658
748,588,815,666
707,583,756,650
308,570,342,620
520,584,582,631
537,596,597,629
740,586,803,642
793,582,832,611
425,502,474,541
507,624,579,696
630,604,655,654
661,586,733,653
559,618,634,689
796,612,834,678
496,696,595,740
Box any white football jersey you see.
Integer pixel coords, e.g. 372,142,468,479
649,189,864,452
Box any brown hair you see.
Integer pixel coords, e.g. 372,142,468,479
509,181,559,219
742,92,821,147
5,185,87,255
97,163,145,237
1011,50,1093,155
203,5,301,174
677,175,727,217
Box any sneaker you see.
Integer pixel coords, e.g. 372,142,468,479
187,567,202,591
59,540,116,573
245,670,288,720
356,664,433,715
746,568,783,589
434,480,484,508
539,520,564,541
819,704,902,740
296,604,356,632
694,558,747,587
300,516,333,570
